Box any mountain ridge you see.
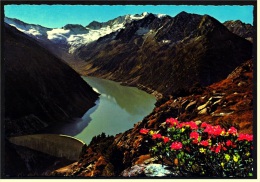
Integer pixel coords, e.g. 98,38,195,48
5,12,253,100
5,12,253,55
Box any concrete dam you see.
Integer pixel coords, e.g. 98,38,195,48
8,134,85,161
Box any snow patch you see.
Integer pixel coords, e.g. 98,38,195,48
129,12,149,21
156,14,166,18
47,28,70,40
28,28,42,36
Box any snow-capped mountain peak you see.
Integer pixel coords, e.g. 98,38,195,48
4,12,166,54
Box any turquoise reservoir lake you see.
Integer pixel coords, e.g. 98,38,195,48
45,77,156,144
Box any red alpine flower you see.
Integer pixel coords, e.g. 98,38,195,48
213,125,225,136
140,128,149,135
228,126,238,135
200,140,209,147
215,145,221,153
166,118,178,127
226,140,232,147
238,134,253,141
177,122,185,128
152,133,162,140
204,125,225,136
163,136,170,143
201,122,208,128
190,131,199,140
188,121,198,130
170,142,183,150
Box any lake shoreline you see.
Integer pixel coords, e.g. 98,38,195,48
37,76,156,145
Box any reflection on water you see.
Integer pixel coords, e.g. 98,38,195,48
45,77,156,144
84,77,155,115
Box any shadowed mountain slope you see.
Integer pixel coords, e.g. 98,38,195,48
4,23,99,136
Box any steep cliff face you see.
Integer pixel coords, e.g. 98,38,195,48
3,23,99,136
74,12,252,97
51,59,253,177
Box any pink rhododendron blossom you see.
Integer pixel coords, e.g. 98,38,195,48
204,125,225,136
166,118,178,127
177,122,185,128
226,140,232,147
188,121,198,130
215,145,222,153
238,134,253,141
214,125,225,136
228,126,238,135
140,128,149,135
177,121,198,130
200,140,209,147
163,136,170,143
152,133,162,140
170,142,183,150
201,122,208,128
190,131,199,140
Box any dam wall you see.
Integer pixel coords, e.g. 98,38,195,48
8,134,85,161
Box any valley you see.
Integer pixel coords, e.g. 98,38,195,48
2,9,255,178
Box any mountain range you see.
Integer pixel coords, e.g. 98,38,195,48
5,12,253,98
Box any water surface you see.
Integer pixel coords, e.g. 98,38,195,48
46,77,156,144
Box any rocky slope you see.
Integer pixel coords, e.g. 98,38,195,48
74,12,252,97
4,23,99,136
51,59,253,177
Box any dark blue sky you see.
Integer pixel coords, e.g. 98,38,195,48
4,5,254,28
